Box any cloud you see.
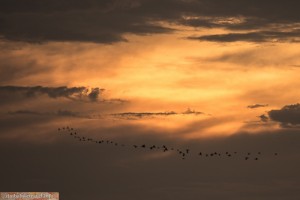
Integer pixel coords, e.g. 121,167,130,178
259,114,269,122
0,85,103,104
1,0,300,43
9,109,82,117
188,30,300,43
268,103,300,126
0,0,174,44
88,88,101,102
193,46,300,69
111,108,203,119
247,104,268,109
112,111,177,118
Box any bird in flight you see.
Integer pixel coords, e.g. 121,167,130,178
57,126,279,162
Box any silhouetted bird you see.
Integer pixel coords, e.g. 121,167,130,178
275,153,278,156
60,126,273,162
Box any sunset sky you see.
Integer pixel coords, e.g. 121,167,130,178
1,1,300,199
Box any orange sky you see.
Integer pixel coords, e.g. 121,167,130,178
2,28,300,139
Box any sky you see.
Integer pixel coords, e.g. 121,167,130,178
1,0,300,199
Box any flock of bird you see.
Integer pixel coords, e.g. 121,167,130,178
57,126,279,161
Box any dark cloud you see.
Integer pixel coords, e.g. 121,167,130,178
101,98,129,104
268,103,300,126
181,108,203,115
8,110,43,116
0,0,174,43
259,114,269,122
0,85,103,104
88,88,101,102
195,47,300,68
111,109,203,119
247,104,268,109
188,30,300,43
9,109,82,117
112,111,177,119
1,0,300,43
0,85,86,98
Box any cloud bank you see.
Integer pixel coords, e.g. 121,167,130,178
1,0,300,43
